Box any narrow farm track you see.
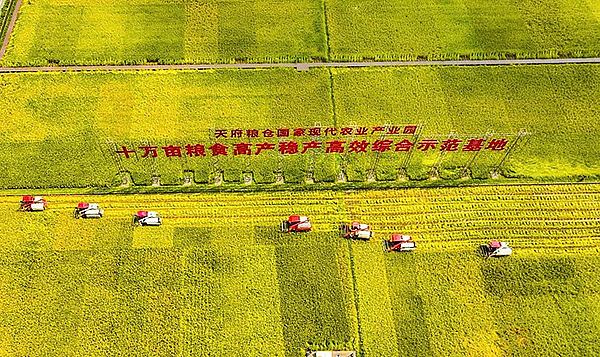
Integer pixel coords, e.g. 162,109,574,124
1,57,600,73
0,0,19,59
0,183,598,252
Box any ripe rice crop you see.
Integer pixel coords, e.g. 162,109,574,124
325,0,600,62
2,0,599,65
0,65,598,189
0,183,599,355
1,0,327,66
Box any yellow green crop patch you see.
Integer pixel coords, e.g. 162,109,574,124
1,0,328,66
2,0,599,65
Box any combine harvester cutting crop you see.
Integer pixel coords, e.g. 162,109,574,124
482,241,512,257
341,222,373,240
385,234,416,252
19,196,47,211
281,215,312,232
133,211,162,226
305,350,356,357
74,202,104,218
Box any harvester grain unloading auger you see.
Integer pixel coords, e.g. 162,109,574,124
281,215,312,233
74,202,104,219
341,221,373,240
19,195,47,212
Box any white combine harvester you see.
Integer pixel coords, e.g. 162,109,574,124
483,241,512,257
281,215,312,233
385,234,416,252
306,351,356,357
133,211,162,226
74,202,104,219
19,195,47,211
341,222,373,240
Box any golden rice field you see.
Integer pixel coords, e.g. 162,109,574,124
1,2,599,355
1,0,599,65
1,183,599,356
0,65,598,188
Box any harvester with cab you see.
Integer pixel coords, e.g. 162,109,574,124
20,196,47,211
385,234,416,252
305,350,356,357
341,222,373,240
133,211,162,226
482,241,512,257
281,215,311,232
74,202,104,219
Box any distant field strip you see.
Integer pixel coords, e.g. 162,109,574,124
0,184,599,355
0,0,328,66
1,0,598,66
325,0,600,62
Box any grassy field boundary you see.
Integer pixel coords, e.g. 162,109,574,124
321,0,332,61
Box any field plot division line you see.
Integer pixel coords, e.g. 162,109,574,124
2,57,600,73
345,240,365,355
0,0,21,60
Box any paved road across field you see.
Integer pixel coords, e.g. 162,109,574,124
0,57,599,73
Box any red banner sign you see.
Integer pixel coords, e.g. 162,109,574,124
115,125,509,158
213,125,418,138
116,138,508,158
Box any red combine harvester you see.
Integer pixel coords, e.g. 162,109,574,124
385,234,416,252
19,196,47,211
281,216,311,233
74,203,104,219
133,211,162,226
482,241,512,257
341,222,373,240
